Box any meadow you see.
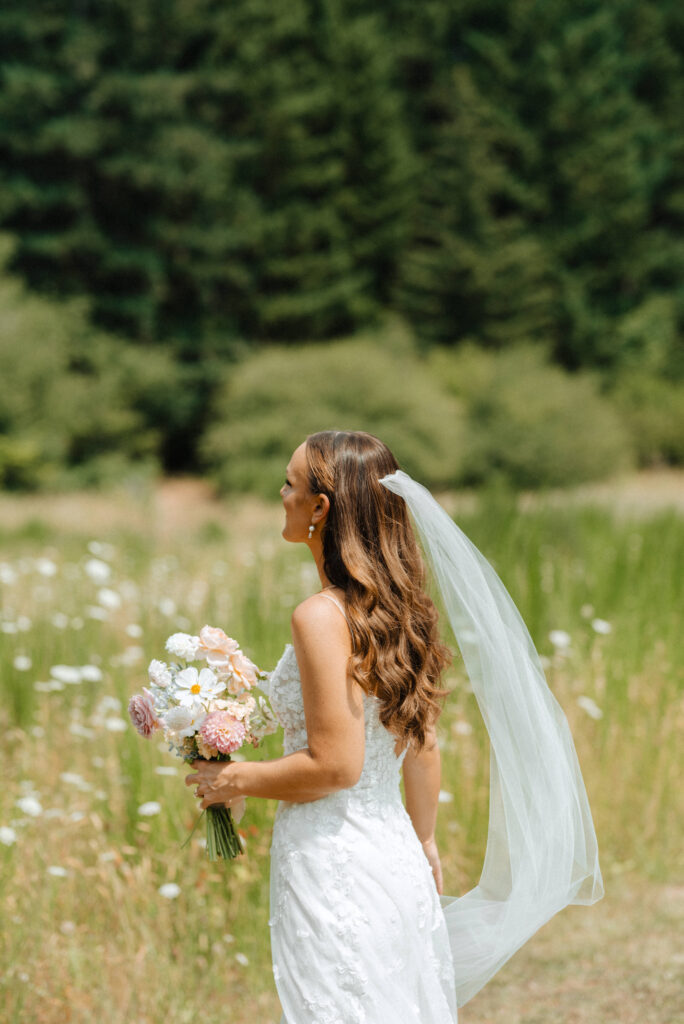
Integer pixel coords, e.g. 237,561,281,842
1,474,682,1023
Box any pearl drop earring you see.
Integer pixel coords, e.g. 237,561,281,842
308,523,315,539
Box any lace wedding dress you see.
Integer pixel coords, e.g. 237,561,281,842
262,593,458,1024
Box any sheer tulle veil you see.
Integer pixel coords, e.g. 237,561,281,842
378,469,604,1009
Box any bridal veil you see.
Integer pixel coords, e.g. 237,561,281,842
378,469,604,1008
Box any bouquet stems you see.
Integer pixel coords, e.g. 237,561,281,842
181,804,244,859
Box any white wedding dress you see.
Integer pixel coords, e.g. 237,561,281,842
263,594,458,1024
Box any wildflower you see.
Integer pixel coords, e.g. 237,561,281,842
591,618,612,635
15,796,42,817
549,629,571,649
158,882,181,899
577,695,603,720
138,801,162,816
13,655,32,671
0,826,17,845
85,558,111,584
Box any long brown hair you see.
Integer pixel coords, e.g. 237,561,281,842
305,429,453,753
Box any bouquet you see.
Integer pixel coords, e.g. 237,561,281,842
127,625,278,860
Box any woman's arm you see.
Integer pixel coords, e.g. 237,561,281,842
186,596,365,806
402,726,441,844
402,726,445,893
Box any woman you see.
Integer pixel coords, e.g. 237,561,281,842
186,429,603,1022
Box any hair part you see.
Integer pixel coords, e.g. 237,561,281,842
305,429,453,754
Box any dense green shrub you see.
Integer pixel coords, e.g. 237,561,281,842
429,342,635,489
200,320,467,497
0,235,176,489
607,370,684,466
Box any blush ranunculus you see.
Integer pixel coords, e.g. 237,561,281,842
128,689,161,737
199,711,247,755
198,626,239,657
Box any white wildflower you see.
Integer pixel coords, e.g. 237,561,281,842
138,801,162,816
86,605,108,621
126,623,143,638
158,882,181,899
15,796,42,817
158,597,177,617
97,587,121,610
36,558,57,577
13,655,32,671
591,618,612,635
549,629,571,649
80,665,103,682
47,865,69,877
51,612,69,629
235,953,249,966
0,826,17,845
85,558,111,584
50,665,82,685
438,790,453,803
577,695,603,720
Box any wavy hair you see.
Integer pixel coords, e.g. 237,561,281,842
305,430,453,754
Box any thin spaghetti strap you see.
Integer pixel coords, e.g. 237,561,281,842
317,591,349,625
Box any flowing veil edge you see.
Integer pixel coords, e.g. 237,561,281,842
378,470,604,1009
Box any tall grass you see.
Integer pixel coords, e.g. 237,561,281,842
0,487,681,1023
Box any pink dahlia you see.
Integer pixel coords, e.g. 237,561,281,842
199,711,246,755
128,688,161,738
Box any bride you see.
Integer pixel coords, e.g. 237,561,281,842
186,429,604,1023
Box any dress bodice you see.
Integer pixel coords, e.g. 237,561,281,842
263,642,409,817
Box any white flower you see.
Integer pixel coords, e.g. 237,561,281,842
549,629,571,649
158,882,181,899
50,665,82,685
59,921,76,935
158,597,177,617
59,772,92,792
235,952,249,966
163,702,206,739
148,659,172,688
86,605,108,621
452,721,472,736
174,666,226,707
0,826,17,845
138,801,162,816
16,616,31,631
36,558,58,577
154,766,177,776
15,796,42,817
87,540,116,560
85,558,111,584
97,587,121,610
165,632,201,661
438,790,453,803
51,612,69,629
591,618,612,635
80,665,103,682
13,655,32,671
126,623,143,638
577,695,603,720
103,718,128,732
47,865,69,877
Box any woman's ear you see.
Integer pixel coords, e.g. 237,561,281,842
312,492,330,525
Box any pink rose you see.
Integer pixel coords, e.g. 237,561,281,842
128,688,161,738
199,711,247,755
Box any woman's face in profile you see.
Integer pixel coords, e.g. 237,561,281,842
280,441,313,543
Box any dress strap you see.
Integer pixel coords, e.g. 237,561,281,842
317,591,349,625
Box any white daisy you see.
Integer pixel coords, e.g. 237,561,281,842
174,667,226,707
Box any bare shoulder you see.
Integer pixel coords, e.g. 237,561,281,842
291,592,350,650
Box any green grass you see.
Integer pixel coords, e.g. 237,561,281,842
0,487,682,1023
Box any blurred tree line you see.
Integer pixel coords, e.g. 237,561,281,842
0,0,683,490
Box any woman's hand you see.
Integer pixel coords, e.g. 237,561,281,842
421,836,444,895
184,759,246,820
